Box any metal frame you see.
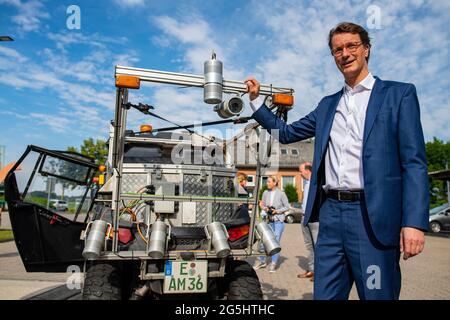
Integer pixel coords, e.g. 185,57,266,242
106,64,294,258
115,65,294,96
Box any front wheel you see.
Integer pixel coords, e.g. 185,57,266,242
82,261,123,300
222,260,263,300
429,221,442,233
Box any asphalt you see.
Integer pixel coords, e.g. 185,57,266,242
0,211,449,300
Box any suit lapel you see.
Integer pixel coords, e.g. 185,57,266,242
363,77,387,145
320,90,343,157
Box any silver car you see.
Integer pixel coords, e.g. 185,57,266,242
285,202,303,224
429,203,450,233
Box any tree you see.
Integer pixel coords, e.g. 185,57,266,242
68,138,108,167
258,185,268,200
283,183,298,203
426,137,450,208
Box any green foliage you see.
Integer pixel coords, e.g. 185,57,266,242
0,230,14,242
68,138,108,167
426,137,450,208
259,185,268,200
283,183,298,203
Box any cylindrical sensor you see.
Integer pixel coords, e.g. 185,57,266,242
82,220,110,260
204,54,223,104
214,96,244,118
206,222,231,258
256,221,281,256
148,220,168,259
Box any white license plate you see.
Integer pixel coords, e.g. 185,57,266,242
163,260,208,294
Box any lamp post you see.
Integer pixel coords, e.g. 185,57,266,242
0,36,14,42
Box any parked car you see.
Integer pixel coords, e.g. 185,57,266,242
49,199,68,212
285,202,303,224
429,203,450,233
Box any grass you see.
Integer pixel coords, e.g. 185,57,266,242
0,229,14,242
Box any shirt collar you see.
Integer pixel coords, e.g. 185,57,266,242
344,72,375,93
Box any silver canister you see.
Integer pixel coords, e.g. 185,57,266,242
206,222,231,258
204,53,223,104
256,221,281,256
82,220,111,260
148,220,169,259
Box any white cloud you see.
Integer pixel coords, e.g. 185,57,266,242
244,0,450,140
0,0,50,33
0,46,28,63
46,32,128,52
29,112,71,133
149,14,248,129
114,0,146,8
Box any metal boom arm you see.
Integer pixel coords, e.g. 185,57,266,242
115,65,294,95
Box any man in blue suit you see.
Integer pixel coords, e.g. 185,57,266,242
245,22,429,300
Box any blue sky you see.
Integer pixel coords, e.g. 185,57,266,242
0,0,449,166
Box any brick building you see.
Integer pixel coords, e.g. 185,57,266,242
229,132,315,202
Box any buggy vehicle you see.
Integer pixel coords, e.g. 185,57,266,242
4,56,295,299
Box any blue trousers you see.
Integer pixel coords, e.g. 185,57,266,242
259,221,285,265
314,198,401,300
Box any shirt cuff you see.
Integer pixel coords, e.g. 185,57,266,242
249,96,264,112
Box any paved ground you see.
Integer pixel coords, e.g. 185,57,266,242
0,211,449,300
249,223,450,300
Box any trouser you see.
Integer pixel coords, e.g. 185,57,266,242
301,221,319,272
259,221,285,265
313,197,401,300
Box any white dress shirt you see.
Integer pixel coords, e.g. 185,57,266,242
324,73,375,190
249,73,376,191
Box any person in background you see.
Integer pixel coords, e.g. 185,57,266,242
297,162,319,282
254,176,290,273
237,173,249,197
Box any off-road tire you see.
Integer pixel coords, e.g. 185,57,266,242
223,260,263,300
82,261,122,300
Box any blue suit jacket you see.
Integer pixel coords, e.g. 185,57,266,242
252,77,429,246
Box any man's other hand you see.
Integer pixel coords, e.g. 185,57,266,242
245,77,260,101
400,227,425,260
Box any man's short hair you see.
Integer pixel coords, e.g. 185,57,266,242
328,22,371,62
300,162,312,172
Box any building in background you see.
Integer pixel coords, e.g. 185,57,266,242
229,132,314,202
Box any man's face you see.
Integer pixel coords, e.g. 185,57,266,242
299,165,310,179
299,165,306,179
331,32,369,80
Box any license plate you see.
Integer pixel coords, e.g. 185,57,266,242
163,260,208,294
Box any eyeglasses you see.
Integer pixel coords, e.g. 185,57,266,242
331,41,364,57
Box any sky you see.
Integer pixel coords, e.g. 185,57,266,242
0,0,449,166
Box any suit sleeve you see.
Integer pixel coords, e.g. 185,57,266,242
252,104,317,144
398,84,430,231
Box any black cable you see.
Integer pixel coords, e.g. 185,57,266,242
152,116,251,133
